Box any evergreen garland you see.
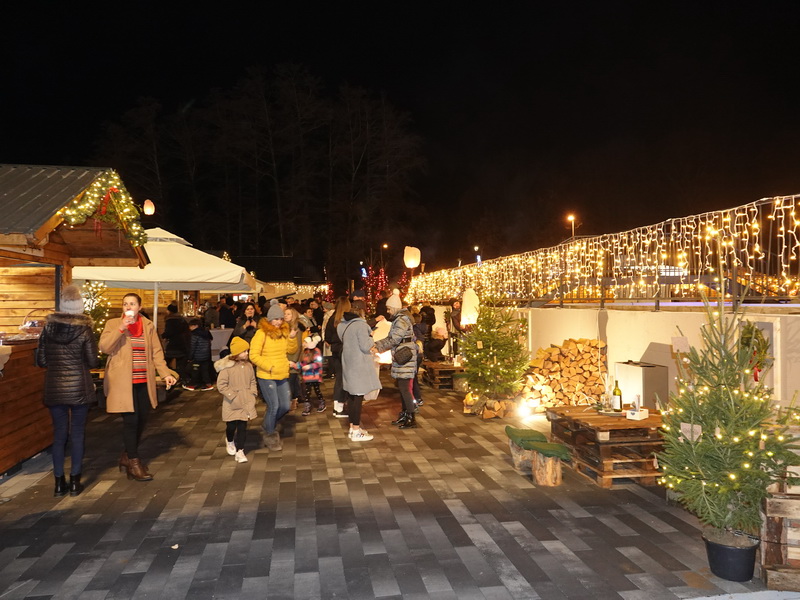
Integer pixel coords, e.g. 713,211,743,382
658,298,800,535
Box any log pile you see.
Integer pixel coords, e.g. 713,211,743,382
527,338,607,406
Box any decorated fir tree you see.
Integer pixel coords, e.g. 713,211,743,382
81,281,111,363
461,303,529,401
658,298,800,540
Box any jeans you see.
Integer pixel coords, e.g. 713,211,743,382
49,404,89,477
258,378,291,434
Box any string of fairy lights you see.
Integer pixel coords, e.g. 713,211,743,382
408,195,800,303
58,169,148,247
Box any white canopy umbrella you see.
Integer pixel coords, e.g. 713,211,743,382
73,228,257,328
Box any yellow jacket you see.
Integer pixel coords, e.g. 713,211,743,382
250,320,298,380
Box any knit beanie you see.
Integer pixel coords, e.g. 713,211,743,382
386,289,403,311
266,299,284,321
229,336,250,357
60,284,85,315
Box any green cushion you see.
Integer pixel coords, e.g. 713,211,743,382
516,441,571,461
505,426,548,445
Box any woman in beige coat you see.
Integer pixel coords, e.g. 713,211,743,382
99,293,178,481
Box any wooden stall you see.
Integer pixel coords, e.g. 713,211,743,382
0,164,146,475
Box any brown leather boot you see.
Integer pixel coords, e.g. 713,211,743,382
127,458,154,481
119,451,129,473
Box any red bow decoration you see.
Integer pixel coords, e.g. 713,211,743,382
99,186,119,215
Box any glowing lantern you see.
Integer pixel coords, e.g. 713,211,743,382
461,288,479,326
404,246,421,269
143,199,155,216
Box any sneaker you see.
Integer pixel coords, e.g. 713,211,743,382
333,410,349,419
182,384,197,391
225,439,236,456
349,429,373,442
317,403,327,413
234,449,248,463
301,409,311,417
201,384,215,391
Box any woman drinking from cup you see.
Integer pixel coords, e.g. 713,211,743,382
100,293,178,481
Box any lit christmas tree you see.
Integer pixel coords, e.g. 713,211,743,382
658,299,800,538
461,303,529,401
81,281,111,362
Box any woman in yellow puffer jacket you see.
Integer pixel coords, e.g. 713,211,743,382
250,299,298,450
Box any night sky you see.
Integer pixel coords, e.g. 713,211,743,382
4,2,800,269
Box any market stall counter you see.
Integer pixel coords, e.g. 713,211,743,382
0,342,50,474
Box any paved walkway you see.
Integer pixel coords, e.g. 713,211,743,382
0,374,777,599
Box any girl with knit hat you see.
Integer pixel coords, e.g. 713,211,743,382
215,336,257,463
249,299,298,451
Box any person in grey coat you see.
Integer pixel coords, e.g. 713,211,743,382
338,309,381,441
373,290,418,429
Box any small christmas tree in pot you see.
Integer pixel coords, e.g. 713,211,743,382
657,296,800,581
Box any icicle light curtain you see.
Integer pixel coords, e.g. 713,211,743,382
408,195,800,304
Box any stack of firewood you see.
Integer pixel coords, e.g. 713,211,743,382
526,338,607,406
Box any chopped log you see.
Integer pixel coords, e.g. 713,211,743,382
532,451,563,486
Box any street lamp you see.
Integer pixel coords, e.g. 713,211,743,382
380,243,388,267
567,214,575,238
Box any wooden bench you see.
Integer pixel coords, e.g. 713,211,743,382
422,360,465,390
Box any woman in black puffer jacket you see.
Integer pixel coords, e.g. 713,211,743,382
35,285,99,497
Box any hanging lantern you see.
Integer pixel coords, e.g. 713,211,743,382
143,199,155,216
461,288,480,325
404,246,421,269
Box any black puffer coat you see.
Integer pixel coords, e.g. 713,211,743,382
35,312,99,406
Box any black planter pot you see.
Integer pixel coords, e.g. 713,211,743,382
703,536,759,582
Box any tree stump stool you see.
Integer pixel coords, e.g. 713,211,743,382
532,451,562,486
506,426,570,487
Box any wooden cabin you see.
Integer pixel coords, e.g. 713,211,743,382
0,164,147,475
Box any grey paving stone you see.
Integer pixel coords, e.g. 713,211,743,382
0,377,775,599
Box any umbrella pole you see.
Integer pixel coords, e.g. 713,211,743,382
153,282,159,330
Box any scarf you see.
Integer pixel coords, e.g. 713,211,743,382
127,315,143,337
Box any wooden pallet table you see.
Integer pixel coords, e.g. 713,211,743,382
546,406,663,488
422,360,465,390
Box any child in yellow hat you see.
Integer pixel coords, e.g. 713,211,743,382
215,336,257,462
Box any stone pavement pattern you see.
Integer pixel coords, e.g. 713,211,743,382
0,375,771,599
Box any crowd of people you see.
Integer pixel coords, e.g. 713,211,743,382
36,286,466,494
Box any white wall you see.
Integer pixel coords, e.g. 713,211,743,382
518,305,800,407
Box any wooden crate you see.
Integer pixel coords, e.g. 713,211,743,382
422,360,465,390
546,406,663,488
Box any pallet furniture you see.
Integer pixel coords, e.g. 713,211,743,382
422,360,465,390
546,406,663,488
762,444,800,589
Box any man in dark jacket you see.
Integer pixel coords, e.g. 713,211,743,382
183,318,214,391
162,304,190,379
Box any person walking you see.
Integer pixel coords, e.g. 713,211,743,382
374,290,418,428
215,336,257,463
249,299,298,451
338,306,381,441
35,284,99,497
300,335,325,415
183,318,214,391
161,303,189,381
99,293,178,481
324,296,351,418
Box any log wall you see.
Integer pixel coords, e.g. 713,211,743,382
0,266,57,334
0,343,50,474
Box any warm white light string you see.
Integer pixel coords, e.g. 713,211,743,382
408,195,800,303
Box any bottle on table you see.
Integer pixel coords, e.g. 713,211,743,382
612,379,623,411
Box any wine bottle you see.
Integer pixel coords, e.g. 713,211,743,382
612,379,622,411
